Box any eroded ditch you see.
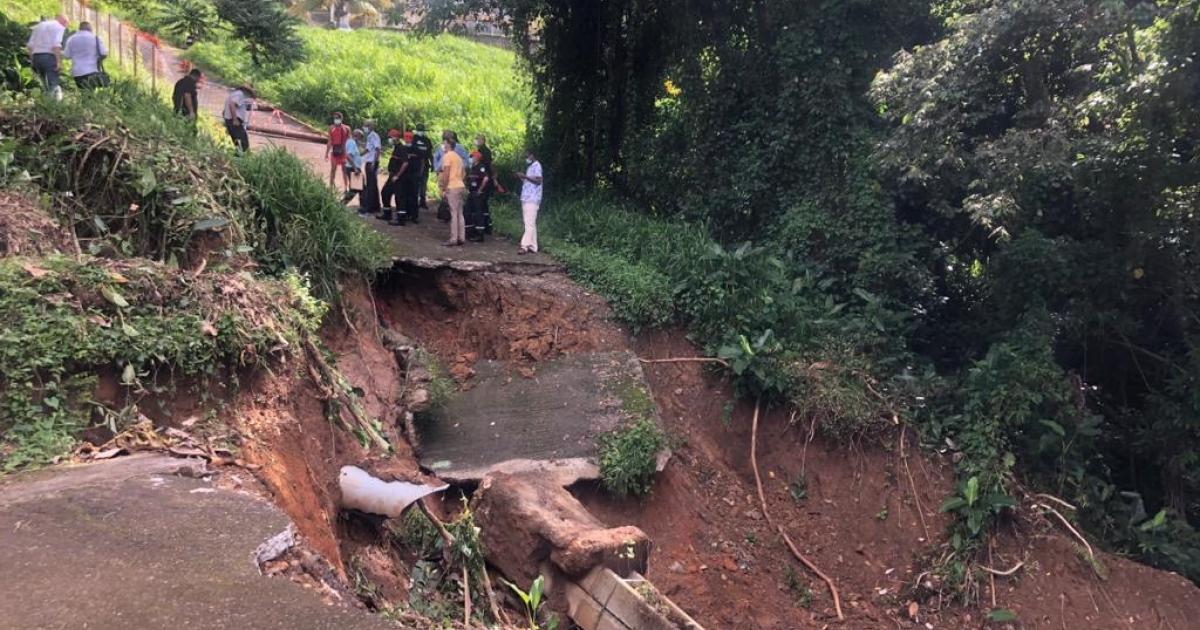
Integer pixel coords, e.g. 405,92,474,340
249,262,697,629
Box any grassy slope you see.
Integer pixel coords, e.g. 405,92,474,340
1,0,59,23
185,26,528,163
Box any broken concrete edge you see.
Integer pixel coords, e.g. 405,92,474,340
553,564,705,630
388,255,564,275
425,456,600,485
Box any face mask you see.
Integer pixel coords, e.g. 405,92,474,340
389,138,397,145
475,140,483,147
333,118,342,125
525,158,533,165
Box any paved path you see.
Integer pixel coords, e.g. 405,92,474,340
0,455,393,630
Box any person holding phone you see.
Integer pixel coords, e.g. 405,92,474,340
514,149,543,254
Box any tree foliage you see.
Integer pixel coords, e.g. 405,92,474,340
214,0,305,67
449,0,1200,585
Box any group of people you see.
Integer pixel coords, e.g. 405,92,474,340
26,14,111,98
325,114,543,253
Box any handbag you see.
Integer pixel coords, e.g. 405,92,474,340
93,34,111,87
437,198,451,222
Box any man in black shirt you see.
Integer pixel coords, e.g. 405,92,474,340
172,69,202,122
411,124,434,209
465,150,493,241
379,129,410,223
400,130,424,224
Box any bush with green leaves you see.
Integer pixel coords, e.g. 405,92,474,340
158,0,221,44
0,255,325,470
597,418,666,498
235,149,390,299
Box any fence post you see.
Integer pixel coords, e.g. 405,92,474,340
151,45,158,93
117,22,123,67
132,35,138,80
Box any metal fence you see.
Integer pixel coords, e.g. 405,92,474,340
62,0,179,95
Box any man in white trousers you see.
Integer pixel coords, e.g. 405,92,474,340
514,149,543,254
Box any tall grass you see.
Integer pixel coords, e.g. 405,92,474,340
236,149,391,299
185,26,528,163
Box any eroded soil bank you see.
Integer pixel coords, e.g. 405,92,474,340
226,264,1200,629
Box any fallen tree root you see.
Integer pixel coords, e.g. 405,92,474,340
750,399,844,621
638,356,730,368
1036,502,1097,562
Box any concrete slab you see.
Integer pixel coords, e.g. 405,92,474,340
0,455,393,630
418,351,654,482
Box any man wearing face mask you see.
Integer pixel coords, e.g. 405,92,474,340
360,120,382,216
325,112,351,191
474,134,493,167
514,149,543,254
411,124,433,210
437,135,467,246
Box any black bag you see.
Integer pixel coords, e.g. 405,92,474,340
437,198,451,222
93,35,110,87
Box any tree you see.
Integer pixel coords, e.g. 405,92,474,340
214,0,305,68
158,0,221,44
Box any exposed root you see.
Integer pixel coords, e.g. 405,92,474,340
1035,502,1096,562
303,337,390,451
978,561,1025,577
638,356,730,368
750,399,844,621
900,426,932,542
416,499,505,625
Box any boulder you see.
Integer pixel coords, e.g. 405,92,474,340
473,472,650,587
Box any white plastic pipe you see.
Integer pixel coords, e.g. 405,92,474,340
339,466,448,518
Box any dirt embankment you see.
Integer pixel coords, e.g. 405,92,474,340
372,264,1200,629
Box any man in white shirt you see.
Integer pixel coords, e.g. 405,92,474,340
360,120,382,215
514,149,543,254
222,85,255,152
26,14,69,97
63,22,108,90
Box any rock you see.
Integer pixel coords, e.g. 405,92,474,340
404,388,431,412
743,509,763,521
473,472,651,586
381,329,413,350
406,366,432,383
668,561,685,574
907,601,920,620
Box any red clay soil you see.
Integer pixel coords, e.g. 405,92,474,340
235,280,423,577
576,329,1200,629
0,191,75,255
375,266,626,365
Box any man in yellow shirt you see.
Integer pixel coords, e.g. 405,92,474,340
437,134,467,246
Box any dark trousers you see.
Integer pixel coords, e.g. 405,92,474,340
224,118,250,152
465,192,492,240
418,170,428,207
402,177,419,222
361,162,381,214
381,174,400,209
31,53,60,94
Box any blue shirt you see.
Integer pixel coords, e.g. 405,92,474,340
364,130,382,164
433,144,471,172
344,138,361,169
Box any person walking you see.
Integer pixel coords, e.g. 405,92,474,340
172,69,202,122
514,149,543,254
63,22,108,90
438,135,467,247
26,14,68,98
222,85,255,152
360,120,382,216
411,124,433,210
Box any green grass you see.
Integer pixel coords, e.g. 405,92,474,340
0,0,59,24
184,26,528,163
